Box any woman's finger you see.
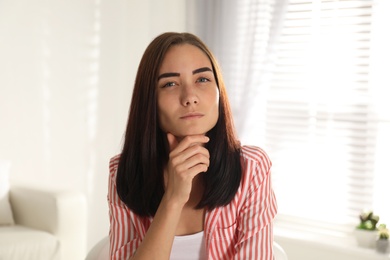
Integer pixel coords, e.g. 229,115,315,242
168,133,209,154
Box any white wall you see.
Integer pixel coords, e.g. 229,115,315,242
0,0,186,252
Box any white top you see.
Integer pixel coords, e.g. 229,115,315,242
170,231,207,260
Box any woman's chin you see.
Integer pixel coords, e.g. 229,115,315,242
174,131,208,138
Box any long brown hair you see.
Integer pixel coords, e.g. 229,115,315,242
116,32,242,217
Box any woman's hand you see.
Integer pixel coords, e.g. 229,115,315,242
129,133,210,260
164,133,210,207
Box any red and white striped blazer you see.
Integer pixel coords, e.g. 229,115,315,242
108,145,277,259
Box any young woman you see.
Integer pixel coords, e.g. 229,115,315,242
108,32,277,260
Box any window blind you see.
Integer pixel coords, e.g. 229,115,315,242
267,0,390,234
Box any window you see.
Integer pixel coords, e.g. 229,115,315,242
268,0,390,235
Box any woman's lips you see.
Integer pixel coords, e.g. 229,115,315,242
180,112,204,119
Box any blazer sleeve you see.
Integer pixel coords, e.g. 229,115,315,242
234,148,278,260
107,155,141,260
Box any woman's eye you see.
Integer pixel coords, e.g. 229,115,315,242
163,82,176,88
197,77,210,83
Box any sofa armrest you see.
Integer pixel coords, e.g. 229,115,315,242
9,186,87,260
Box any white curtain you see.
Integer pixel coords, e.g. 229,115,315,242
187,0,288,145
187,0,390,236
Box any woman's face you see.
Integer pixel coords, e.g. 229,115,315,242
157,44,219,138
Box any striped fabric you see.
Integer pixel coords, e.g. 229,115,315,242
108,145,277,259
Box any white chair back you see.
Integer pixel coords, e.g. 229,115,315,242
273,241,288,260
85,236,109,260
86,236,288,260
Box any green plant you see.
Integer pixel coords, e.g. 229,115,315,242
378,224,389,240
356,211,379,231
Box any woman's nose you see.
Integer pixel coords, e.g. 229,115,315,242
181,85,199,106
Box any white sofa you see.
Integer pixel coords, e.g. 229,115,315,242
0,186,87,260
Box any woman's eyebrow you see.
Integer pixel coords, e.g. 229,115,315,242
157,72,180,80
193,67,213,74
